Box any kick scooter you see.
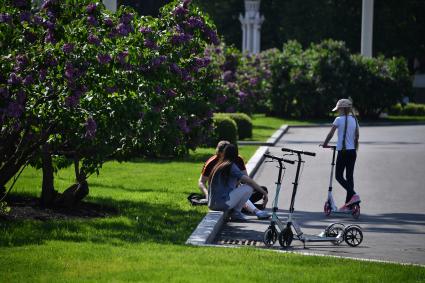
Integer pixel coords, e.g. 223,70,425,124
263,148,363,249
322,145,360,219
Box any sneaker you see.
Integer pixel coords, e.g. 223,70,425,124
346,194,361,206
338,205,351,213
255,210,271,220
230,211,248,221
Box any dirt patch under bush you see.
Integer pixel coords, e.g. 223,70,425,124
0,195,117,221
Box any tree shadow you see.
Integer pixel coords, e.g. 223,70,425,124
0,195,206,247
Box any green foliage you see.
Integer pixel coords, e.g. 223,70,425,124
217,112,252,140
0,0,221,189
212,114,238,145
0,201,10,216
268,39,411,119
389,103,425,116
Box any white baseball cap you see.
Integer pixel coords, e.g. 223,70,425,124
332,99,353,111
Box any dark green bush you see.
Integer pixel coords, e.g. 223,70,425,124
217,113,252,140
212,114,238,145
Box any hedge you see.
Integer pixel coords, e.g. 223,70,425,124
211,114,238,145
216,113,252,140
388,103,425,116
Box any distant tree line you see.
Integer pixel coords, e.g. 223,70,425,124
121,0,425,72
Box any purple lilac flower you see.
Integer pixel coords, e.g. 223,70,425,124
41,0,57,10
204,27,220,45
87,15,98,26
227,82,237,89
8,73,22,86
33,15,43,25
45,31,56,43
173,5,188,16
65,94,79,108
144,38,157,49
39,69,47,81
216,95,227,105
97,53,112,65
23,75,34,86
44,20,55,30
88,33,101,45
222,70,234,83
64,63,74,80
249,77,259,86
176,117,190,134
86,3,97,14
183,0,192,8
24,31,37,43
238,91,248,99
167,89,177,98
104,17,114,27
120,13,134,24
20,11,31,23
117,23,129,36
186,17,204,29
0,13,12,24
151,56,166,67
155,85,162,94
170,63,182,75
171,33,192,45
85,117,97,139
206,110,213,118
117,51,129,65
6,102,24,118
139,26,152,34
15,55,28,71
62,43,74,54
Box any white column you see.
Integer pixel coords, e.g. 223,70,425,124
246,22,252,53
253,23,258,54
103,0,117,13
256,25,261,53
361,0,374,57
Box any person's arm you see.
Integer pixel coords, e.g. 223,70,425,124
240,175,268,205
321,125,337,147
198,175,209,197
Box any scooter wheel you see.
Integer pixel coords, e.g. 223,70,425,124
344,225,363,247
352,204,360,219
278,227,293,248
324,202,332,216
263,227,278,247
325,223,345,245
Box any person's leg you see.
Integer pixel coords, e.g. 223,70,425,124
344,150,357,203
226,185,253,212
248,186,268,210
335,151,349,192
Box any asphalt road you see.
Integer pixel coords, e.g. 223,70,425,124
216,125,425,265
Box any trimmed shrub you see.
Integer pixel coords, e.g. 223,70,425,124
219,113,252,139
212,114,238,145
389,103,425,116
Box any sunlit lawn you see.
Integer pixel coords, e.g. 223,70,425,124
1,122,424,282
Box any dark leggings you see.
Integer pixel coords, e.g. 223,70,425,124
336,150,357,204
249,186,268,209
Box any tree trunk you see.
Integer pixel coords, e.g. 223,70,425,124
41,144,57,207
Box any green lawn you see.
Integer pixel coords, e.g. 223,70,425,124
1,125,424,282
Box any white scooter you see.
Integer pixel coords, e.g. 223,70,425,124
322,145,360,219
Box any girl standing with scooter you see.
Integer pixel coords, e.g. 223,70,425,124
321,99,361,212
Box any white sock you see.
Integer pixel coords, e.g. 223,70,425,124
244,200,258,213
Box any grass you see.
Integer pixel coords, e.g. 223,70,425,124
1,127,424,281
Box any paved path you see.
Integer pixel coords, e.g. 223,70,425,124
216,125,425,265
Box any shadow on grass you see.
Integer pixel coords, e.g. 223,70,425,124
128,152,214,165
0,195,206,247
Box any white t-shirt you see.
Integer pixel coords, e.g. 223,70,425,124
333,115,358,151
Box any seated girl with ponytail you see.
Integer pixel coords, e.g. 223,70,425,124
208,144,268,221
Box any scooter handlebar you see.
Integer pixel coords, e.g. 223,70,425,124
264,154,295,164
281,148,316,157
321,145,336,149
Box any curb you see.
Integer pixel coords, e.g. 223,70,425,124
238,125,289,146
185,127,288,246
